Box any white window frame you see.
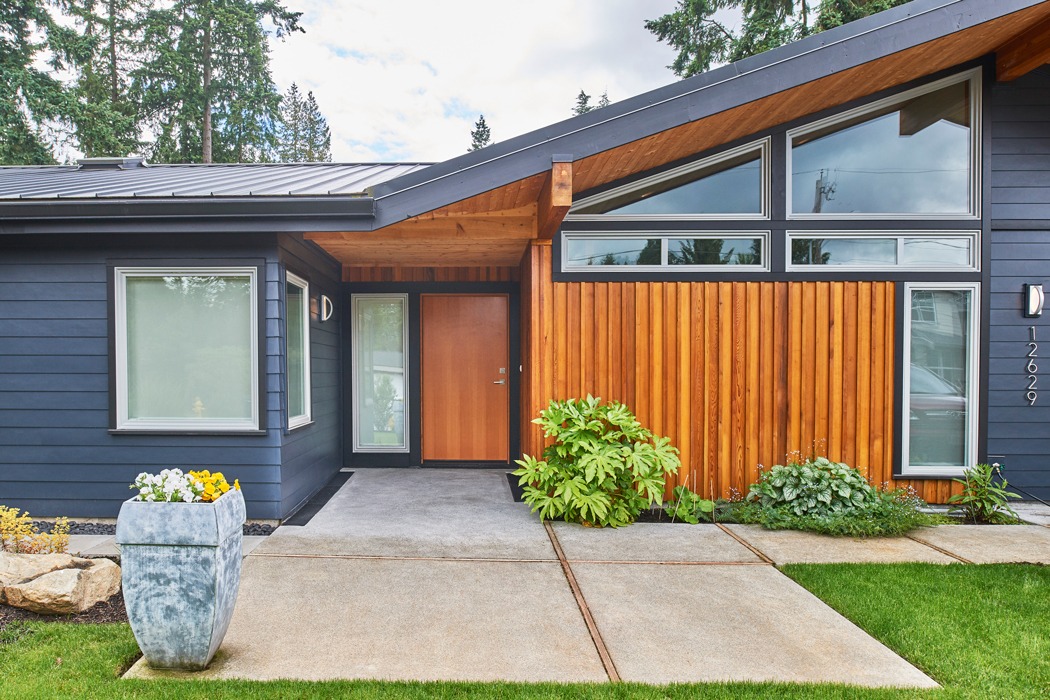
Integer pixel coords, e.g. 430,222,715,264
785,231,980,272
351,294,409,453
114,266,260,432
561,231,770,273
286,271,312,430
786,68,981,220
567,138,771,221
901,282,980,477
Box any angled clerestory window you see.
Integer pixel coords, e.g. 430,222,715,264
789,69,979,218
568,139,769,219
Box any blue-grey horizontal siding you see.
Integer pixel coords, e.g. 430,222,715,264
276,234,343,518
0,233,285,518
986,65,1050,500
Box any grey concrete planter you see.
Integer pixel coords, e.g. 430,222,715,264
116,489,245,670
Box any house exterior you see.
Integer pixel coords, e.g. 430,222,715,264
2,0,1049,520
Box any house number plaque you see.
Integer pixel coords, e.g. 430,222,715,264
1028,326,1039,405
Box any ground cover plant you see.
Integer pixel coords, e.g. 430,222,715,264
513,396,681,527
722,457,948,537
1,564,1046,699
0,505,69,553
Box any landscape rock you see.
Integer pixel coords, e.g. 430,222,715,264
0,552,76,592
2,555,120,614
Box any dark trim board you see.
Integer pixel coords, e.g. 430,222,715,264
282,470,352,526
341,282,521,469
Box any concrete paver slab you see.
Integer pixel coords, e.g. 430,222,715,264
723,525,957,564
572,563,937,688
909,525,1050,563
67,535,112,556
254,469,555,560
126,555,606,683
552,522,760,563
1013,502,1050,527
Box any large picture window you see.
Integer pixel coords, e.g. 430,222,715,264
286,272,311,429
114,267,259,431
902,283,979,476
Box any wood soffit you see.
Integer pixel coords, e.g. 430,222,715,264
308,3,1050,269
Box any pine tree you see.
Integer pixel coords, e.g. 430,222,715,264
572,90,592,116
134,0,303,163
276,83,306,161
469,115,492,151
646,0,909,78
302,91,332,162
0,1,79,164
598,90,611,109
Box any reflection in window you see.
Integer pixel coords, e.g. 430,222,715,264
668,238,762,265
353,296,407,451
791,238,896,266
570,143,766,217
791,79,972,215
565,238,661,266
286,273,310,428
901,238,972,267
117,269,257,430
905,286,977,472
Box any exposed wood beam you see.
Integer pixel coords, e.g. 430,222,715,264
537,159,573,239
997,14,1050,82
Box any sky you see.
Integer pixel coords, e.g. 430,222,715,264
267,0,681,163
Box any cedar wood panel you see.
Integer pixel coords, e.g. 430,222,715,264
520,240,963,503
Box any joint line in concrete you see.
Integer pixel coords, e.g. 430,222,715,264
543,521,621,683
716,523,775,564
904,535,974,564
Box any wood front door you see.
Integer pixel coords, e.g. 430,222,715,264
421,294,510,462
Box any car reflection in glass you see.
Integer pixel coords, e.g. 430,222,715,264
909,363,966,466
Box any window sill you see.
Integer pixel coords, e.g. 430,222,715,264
893,471,966,480
286,419,314,432
109,429,268,437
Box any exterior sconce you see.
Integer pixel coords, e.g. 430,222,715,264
320,295,335,322
1024,284,1044,318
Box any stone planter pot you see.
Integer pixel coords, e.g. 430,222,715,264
115,489,245,670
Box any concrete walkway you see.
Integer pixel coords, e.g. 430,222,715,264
127,468,1050,688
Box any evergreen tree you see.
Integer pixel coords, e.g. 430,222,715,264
469,114,491,151
276,83,306,160
64,0,148,157
134,0,303,163
572,90,592,116
645,0,909,78
0,1,80,164
597,90,610,109
302,90,331,162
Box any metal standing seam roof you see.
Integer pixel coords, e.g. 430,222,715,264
0,162,432,200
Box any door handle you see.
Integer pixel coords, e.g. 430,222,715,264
493,379,506,385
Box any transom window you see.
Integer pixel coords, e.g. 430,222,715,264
787,232,979,271
114,267,259,431
562,233,768,271
788,70,979,218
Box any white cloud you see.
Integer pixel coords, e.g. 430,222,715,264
269,0,680,162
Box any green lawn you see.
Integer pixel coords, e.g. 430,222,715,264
1,564,1046,700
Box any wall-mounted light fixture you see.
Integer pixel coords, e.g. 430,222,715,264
1024,283,1044,318
320,295,335,322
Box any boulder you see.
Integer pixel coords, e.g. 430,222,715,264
0,552,76,594
2,557,120,615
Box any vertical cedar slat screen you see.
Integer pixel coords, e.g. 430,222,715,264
520,240,960,502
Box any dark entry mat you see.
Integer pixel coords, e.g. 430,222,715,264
506,472,525,502
283,471,353,526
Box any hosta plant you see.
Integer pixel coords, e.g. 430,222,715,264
748,457,875,517
948,463,1021,524
513,395,681,528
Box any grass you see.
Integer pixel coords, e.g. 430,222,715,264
1,564,1046,699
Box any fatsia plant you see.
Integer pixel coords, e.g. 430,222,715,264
513,396,681,528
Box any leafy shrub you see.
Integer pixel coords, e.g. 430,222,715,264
513,395,681,528
748,457,876,517
0,506,69,554
948,463,1021,524
663,485,715,524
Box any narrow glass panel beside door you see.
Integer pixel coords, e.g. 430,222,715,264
352,295,408,452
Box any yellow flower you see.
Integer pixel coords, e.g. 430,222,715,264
234,479,240,491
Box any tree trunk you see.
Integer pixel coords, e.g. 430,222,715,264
202,18,213,163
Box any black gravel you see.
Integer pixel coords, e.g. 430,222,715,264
32,521,275,536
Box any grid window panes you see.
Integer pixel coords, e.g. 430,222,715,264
905,286,977,473
791,78,973,216
353,296,408,451
118,269,257,430
286,273,310,427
